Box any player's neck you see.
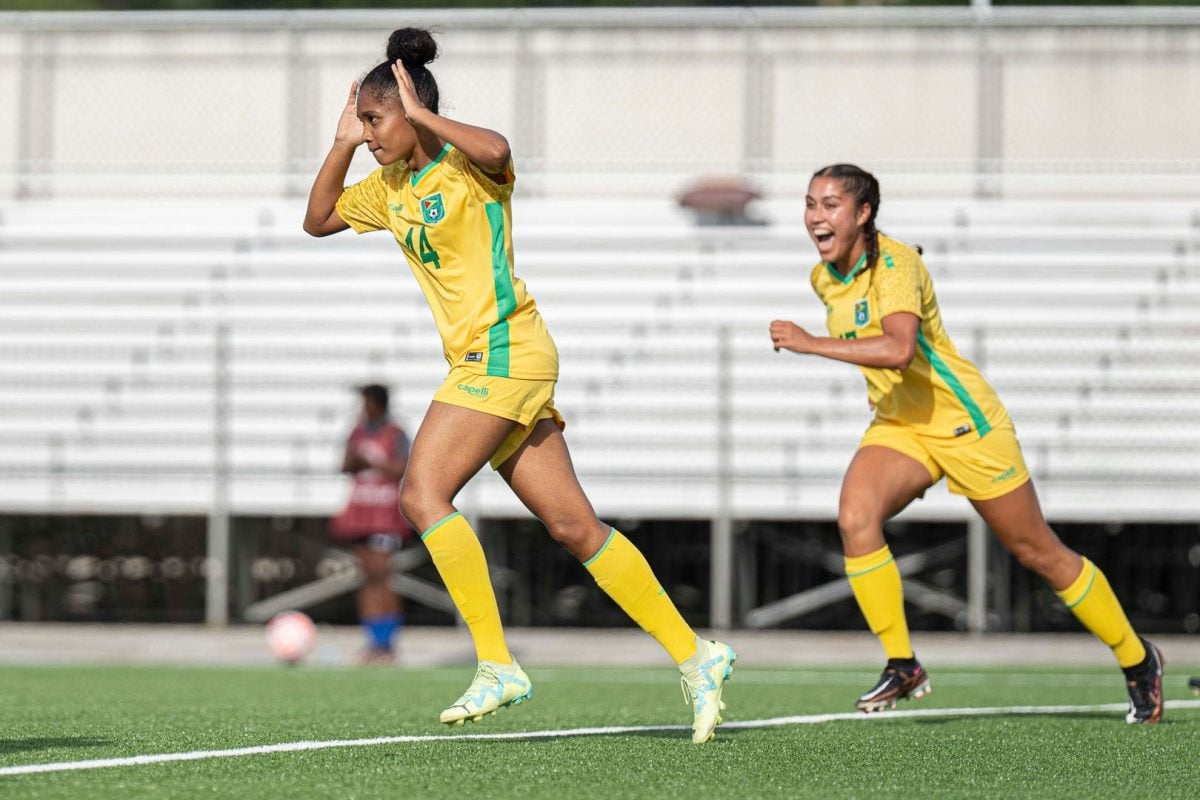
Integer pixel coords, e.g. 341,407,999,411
407,132,446,174
833,242,867,276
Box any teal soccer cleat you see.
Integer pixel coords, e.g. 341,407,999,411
439,660,532,725
679,639,737,744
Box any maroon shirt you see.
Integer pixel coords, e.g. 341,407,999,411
330,420,412,541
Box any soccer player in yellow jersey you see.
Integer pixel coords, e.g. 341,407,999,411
303,28,734,743
769,164,1164,724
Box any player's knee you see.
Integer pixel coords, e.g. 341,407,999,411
837,503,880,545
545,516,601,558
1008,538,1059,579
398,482,437,530
397,485,419,524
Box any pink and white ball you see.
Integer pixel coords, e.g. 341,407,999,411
265,611,317,664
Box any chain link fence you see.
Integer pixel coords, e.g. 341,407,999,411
3,8,1200,199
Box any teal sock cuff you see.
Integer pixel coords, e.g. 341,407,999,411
421,511,462,541
581,528,618,568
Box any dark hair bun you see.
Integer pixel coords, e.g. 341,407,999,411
387,28,438,68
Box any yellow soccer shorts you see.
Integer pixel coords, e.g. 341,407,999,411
431,366,566,470
859,418,1031,501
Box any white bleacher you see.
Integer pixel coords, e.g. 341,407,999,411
0,196,1197,520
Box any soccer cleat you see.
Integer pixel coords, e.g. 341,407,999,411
439,660,532,725
1123,638,1164,725
856,658,931,713
679,639,737,744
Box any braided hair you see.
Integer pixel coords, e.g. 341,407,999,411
360,27,440,114
811,164,881,269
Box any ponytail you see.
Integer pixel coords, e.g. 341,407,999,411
863,219,879,270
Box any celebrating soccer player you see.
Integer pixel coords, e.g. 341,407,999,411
769,164,1164,724
303,27,735,743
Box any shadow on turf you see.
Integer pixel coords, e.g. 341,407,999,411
0,736,114,754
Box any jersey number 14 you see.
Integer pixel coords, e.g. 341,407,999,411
404,226,442,270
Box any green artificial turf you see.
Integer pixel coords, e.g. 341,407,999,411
0,663,1197,799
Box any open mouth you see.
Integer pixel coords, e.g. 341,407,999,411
812,228,834,248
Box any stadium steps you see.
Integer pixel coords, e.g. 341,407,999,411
0,196,1198,515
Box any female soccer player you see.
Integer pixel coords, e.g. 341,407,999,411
769,164,1164,724
303,28,734,743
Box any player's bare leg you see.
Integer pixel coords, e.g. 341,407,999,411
973,481,1163,724
399,401,515,533
496,419,609,559
969,481,1080,591
499,420,736,743
400,402,532,725
838,445,935,557
839,446,935,711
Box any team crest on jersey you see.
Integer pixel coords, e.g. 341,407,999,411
421,193,446,225
854,299,870,327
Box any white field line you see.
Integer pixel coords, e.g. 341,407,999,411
532,668,1196,689
2,699,1198,778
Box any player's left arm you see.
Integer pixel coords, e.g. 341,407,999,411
391,61,510,177
770,313,918,370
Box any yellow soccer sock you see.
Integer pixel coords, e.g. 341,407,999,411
845,545,914,661
421,512,512,665
583,529,698,665
1056,558,1145,668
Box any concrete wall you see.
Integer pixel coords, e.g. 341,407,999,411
1,8,1199,199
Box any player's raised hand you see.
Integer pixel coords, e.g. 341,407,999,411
770,320,815,354
334,81,365,148
391,60,428,122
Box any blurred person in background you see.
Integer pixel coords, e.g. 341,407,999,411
770,163,1164,725
303,26,734,744
331,383,412,664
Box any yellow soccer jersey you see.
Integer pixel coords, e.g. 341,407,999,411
335,144,558,380
810,234,1008,439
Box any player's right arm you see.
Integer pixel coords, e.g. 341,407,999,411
303,82,364,237
769,313,918,370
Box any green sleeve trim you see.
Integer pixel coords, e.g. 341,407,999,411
1064,563,1097,609
420,511,462,541
485,202,517,377
845,555,895,578
916,330,993,437
410,142,452,187
581,528,618,567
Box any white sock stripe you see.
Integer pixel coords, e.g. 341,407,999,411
3,700,1198,777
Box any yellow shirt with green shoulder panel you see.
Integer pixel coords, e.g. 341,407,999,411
335,143,558,380
810,234,1008,439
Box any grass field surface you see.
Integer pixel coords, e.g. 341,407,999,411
1,662,1197,799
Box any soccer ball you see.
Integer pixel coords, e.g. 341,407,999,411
265,610,317,664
